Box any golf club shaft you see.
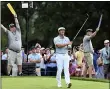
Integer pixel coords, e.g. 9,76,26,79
97,14,103,29
72,16,89,41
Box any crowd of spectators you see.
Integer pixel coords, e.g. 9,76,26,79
1,40,110,79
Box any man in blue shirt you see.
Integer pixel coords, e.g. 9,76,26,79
46,53,57,76
28,46,41,76
54,27,72,88
100,40,110,79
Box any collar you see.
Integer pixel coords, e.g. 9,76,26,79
58,35,65,39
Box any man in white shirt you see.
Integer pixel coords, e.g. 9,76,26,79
2,48,8,60
54,27,72,88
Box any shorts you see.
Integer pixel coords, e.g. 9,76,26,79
8,49,22,66
84,52,93,67
103,64,110,75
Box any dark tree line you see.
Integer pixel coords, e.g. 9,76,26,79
1,1,110,50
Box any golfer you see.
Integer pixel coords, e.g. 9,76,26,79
1,14,22,76
54,27,72,88
83,28,99,78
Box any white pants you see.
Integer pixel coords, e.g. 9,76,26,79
36,68,41,76
56,53,70,86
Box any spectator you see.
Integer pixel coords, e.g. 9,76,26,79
35,43,41,48
93,50,99,73
74,44,84,77
45,48,51,76
28,49,32,62
100,40,110,79
2,48,8,60
75,44,84,68
46,52,57,76
40,48,46,76
96,50,104,79
21,48,27,62
0,50,3,58
28,46,41,76
69,60,77,76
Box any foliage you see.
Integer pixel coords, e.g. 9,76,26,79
1,1,110,50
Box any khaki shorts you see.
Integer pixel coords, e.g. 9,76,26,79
8,49,22,66
84,52,93,67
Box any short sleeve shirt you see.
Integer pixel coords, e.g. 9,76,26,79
54,36,70,54
29,53,41,67
83,35,94,53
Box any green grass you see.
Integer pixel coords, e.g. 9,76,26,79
2,76,109,89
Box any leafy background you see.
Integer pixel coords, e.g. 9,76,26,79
1,1,110,51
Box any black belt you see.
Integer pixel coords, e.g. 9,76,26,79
9,49,21,53
56,52,67,54
36,66,40,68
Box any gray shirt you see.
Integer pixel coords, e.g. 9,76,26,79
54,36,70,54
83,35,94,53
1,17,22,52
7,29,22,51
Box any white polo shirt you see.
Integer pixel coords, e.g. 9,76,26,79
54,36,70,54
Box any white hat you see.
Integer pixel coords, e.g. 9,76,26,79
40,47,45,50
104,40,109,44
58,27,65,31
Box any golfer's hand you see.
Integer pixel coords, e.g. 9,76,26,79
67,41,73,45
96,28,99,32
14,14,17,18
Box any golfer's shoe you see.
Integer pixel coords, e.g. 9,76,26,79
67,83,72,88
58,84,62,88
8,73,12,76
18,73,23,76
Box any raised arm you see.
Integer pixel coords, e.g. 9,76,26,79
1,24,8,33
90,28,99,39
14,15,20,30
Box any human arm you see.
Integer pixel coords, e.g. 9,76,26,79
87,28,99,40
14,14,20,31
1,24,8,33
29,58,41,63
54,37,72,48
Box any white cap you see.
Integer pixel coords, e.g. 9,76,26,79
104,40,109,44
40,47,45,50
58,27,65,31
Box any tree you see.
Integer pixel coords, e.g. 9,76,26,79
1,1,110,50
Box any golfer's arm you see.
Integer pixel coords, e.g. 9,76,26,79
14,17,20,31
90,30,98,39
1,24,8,33
55,43,68,48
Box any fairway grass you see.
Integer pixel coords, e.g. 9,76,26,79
2,77,109,89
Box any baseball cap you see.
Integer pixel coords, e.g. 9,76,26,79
58,27,66,31
9,23,15,28
40,47,45,50
31,46,36,50
104,40,109,44
86,29,93,32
